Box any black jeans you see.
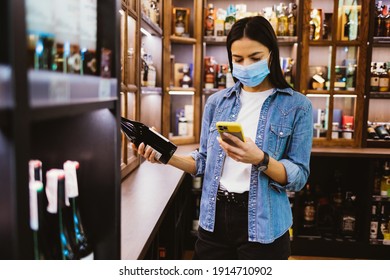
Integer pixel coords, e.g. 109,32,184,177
193,194,291,260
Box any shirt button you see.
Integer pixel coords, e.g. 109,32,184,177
219,153,223,157
215,176,218,180
279,132,284,136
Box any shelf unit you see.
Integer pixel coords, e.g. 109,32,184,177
363,1,390,149
162,0,203,145
300,0,370,148
201,0,302,110
0,0,121,259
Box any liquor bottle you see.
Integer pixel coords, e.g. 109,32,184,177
316,184,334,240
147,55,156,87
177,110,188,136
369,202,380,243
180,65,192,88
120,117,177,164
224,5,236,36
340,191,357,240
370,63,380,92
375,1,384,37
287,3,297,37
381,161,390,197
205,3,215,37
29,160,48,259
367,124,380,139
309,9,321,40
379,63,389,92
378,203,389,242
204,57,215,89
217,64,227,89
79,0,97,75
385,7,390,37
29,180,46,260
301,184,317,235
276,3,288,36
331,170,344,239
375,125,390,140
25,0,55,70
54,0,81,73
63,161,94,259
174,12,185,37
46,169,77,260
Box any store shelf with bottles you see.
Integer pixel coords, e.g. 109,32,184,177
201,1,301,107
291,155,390,259
301,0,370,147
162,0,202,145
0,0,121,259
363,1,390,149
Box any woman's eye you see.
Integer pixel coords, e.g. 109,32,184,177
234,59,243,63
252,57,261,62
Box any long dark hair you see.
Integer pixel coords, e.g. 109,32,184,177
226,16,292,89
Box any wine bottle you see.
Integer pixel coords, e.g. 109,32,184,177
46,169,77,260
29,181,46,259
375,125,390,140
25,0,55,70
369,202,379,243
340,191,357,240
64,160,94,259
205,3,215,36
79,0,97,75
120,117,177,164
29,160,49,259
378,203,389,242
301,184,317,236
381,161,390,197
367,125,380,139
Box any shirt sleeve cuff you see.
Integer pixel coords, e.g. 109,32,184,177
191,150,205,177
269,159,301,192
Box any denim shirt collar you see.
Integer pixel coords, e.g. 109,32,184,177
224,81,294,98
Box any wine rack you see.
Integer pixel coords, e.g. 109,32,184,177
0,0,121,259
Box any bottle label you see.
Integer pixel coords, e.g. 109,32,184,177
304,205,315,222
371,77,379,87
145,145,162,161
342,216,356,232
370,221,379,239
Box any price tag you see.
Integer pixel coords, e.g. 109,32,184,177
99,78,111,99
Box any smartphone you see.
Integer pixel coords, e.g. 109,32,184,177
216,121,245,145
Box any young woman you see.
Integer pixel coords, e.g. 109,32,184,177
133,16,313,260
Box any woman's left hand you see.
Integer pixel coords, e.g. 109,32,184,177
217,132,263,165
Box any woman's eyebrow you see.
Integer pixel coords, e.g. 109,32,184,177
232,51,264,58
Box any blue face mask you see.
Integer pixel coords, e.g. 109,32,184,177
232,55,270,87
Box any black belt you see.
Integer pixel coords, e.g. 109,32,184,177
217,189,249,207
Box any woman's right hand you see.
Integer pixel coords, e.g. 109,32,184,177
131,142,162,164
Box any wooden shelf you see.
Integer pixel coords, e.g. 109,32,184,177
369,92,390,99
28,70,118,108
141,86,162,95
203,35,298,46
170,35,197,44
312,146,390,157
373,37,390,45
141,12,162,37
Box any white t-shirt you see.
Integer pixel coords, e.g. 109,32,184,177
219,88,273,193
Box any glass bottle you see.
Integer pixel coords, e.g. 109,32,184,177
64,161,94,259
369,202,380,243
224,5,236,36
378,203,389,242
217,64,227,89
340,191,357,240
54,0,81,73
180,64,192,88
277,3,288,36
367,124,380,139
46,169,77,259
302,184,317,234
25,0,55,70
370,63,380,92
204,56,215,89
375,1,384,36
205,3,215,36
175,12,185,37
379,63,389,92
287,3,297,37
381,161,390,197
79,0,97,75
375,125,390,140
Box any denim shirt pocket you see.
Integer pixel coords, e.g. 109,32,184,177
268,124,292,159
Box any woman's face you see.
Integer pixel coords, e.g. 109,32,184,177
231,37,270,67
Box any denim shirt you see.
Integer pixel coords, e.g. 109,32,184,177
191,81,313,244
